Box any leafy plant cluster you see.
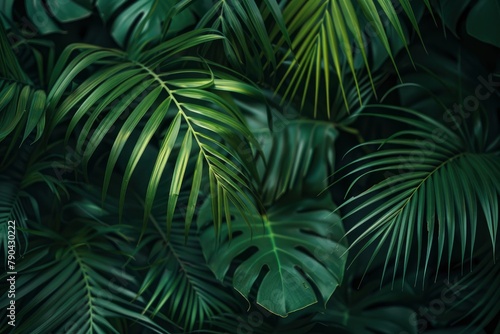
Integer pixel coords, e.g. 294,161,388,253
0,0,499,333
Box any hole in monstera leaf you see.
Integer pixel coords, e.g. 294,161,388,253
294,265,323,298
224,245,259,279
247,265,270,299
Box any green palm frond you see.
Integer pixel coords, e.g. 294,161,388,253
68,162,239,332
136,194,239,332
0,177,29,260
136,162,238,332
334,106,500,285
1,140,67,262
0,223,170,334
0,25,46,148
433,246,500,334
46,29,262,233
270,0,431,114
196,0,289,78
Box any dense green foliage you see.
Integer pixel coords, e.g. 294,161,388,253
1,0,499,333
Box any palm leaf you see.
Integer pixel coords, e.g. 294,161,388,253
130,164,239,332
0,176,29,260
0,25,47,147
334,106,500,285
196,0,289,79
0,139,67,263
433,246,500,334
0,223,170,334
135,199,239,332
46,29,262,233
269,0,431,115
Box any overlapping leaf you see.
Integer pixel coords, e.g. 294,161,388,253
432,247,500,334
434,0,500,47
198,120,347,317
0,225,169,334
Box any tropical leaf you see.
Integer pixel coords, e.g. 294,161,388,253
196,0,289,79
255,119,338,203
207,312,316,334
46,29,262,233
0,25,47,147
95,0,196,48
269,0,431,114
0,0,92,34
198,196,347,317
0,223,170,334
133,182,239,332
334,106,500,285
434,0,500,47
432,246,500,334
0,139,67,264
0,176,29,262
197,118,348,317
313,276,419,334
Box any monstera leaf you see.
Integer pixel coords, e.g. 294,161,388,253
314,277,419,334
0,0,92,34
434,0,500,47
198,196,347,317
95,0,197,47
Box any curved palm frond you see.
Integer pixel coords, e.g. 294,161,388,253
269,0,431,115
334,106,500,285
45,29,262,233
